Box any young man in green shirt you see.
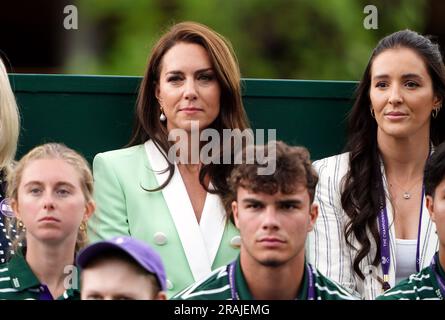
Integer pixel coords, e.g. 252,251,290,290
173,141,358,300
377,142,445,300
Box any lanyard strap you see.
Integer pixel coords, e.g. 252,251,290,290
415,187,425,273
378,144,431,291
228,260,316,300
378,206,391,290
430,254,445,299
306,263,316,300
228,261,239,300
378,183,425,291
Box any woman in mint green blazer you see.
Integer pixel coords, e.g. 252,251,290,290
88,21,250,298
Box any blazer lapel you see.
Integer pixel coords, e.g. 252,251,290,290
144,140,225,281
199,183,227,266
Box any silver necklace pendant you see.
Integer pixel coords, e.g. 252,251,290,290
403,192,411,200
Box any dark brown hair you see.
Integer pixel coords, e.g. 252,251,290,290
128,21,250,199
342,29,445,280
226,141,318,214
424,141,445,197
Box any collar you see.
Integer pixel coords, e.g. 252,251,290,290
235,256,308,300
8,248,80,299
7,248,41,291
234,257,253,300
435,252,445,280
144,139,227,280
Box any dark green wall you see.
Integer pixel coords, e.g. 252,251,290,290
9,74,357,163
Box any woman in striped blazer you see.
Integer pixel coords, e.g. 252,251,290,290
306,29,445,300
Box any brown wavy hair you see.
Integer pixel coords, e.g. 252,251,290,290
341,29,445,280
128,21,250,199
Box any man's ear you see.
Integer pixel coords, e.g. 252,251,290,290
307,203,319,232
426,195,436,222
155,291,167,300
232,201,240,229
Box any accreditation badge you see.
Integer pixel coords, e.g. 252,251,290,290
0,198,14,218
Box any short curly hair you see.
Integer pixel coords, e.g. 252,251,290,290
225,141,318,213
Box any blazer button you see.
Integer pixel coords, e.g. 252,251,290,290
153,232,168,245
230,235,241,248
166,279,174,290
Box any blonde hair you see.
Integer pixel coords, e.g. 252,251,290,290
0,57,20,173
6,143,94,253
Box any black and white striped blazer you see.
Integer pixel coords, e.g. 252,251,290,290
306,152,438,300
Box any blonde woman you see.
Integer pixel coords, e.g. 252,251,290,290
0,57,20,264
0,143,95,300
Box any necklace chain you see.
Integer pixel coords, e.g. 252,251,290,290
388,176,423,200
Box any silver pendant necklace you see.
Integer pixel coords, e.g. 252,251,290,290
389,176,422,200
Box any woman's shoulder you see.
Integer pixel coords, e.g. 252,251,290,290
94,144,145,164
313,152,350,172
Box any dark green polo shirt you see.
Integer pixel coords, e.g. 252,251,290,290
0,249,80,300
172,256,358,300
377,253,445,300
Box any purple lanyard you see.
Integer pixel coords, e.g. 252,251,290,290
378,186,425,291
228,261,240,300
306,264,316,300
430,254,445,299
228,261,316,300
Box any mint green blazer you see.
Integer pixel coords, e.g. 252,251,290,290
88,141,240,298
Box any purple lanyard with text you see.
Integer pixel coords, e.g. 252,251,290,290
378,185,425,291
378,145,431,291
430,254,445,299
228,261,316,300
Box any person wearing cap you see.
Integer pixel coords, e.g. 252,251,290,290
173,142,358,300
377,142,445,300
78,236,167,300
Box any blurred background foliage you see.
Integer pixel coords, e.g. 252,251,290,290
2,0,440,80
66,0,428,80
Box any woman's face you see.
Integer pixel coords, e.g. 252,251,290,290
12,158,94,247
369,47,442,140
156,42,221,133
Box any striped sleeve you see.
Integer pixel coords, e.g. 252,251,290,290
171,266,231,300
306,153,356,294
0,266,18,297
313,268,360,300
376,267,441,300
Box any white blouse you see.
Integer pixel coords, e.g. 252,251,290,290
395,238,417,284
